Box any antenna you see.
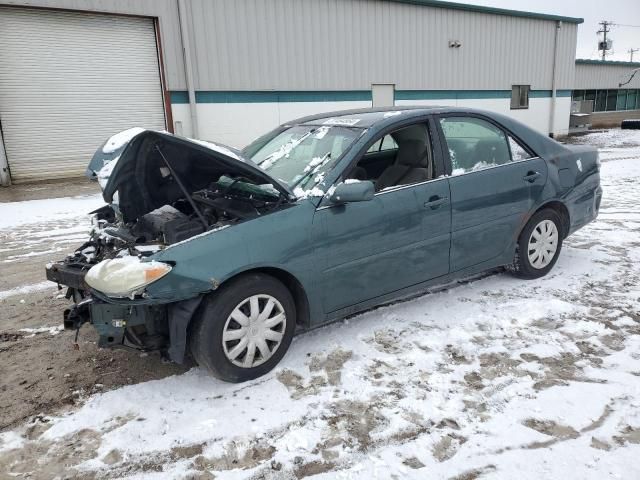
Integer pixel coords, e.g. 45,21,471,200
597,20,612,60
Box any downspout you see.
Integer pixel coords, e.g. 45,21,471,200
0,125,10,186
549,20,561,138
177,0,199,138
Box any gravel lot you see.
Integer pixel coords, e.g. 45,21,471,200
1,129,639,479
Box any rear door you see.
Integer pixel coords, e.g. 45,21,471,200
436,114,547,272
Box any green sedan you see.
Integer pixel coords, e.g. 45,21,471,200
46,107,602,382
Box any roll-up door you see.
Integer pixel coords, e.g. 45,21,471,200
0,7,166,182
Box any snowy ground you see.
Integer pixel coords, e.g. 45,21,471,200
1,129,639,479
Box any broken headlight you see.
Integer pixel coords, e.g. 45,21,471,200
85,256,171,298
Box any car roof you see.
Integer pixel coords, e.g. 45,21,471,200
288,106,468,128
282,105,570,159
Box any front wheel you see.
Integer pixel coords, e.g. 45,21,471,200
189,273,296,382
510,209,563,279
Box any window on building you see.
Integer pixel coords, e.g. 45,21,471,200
511,85,530,109
595,90,607,112
575,88,640,113
606,90,618,111
617,90,628,110
628,90,638,110
583,90,596,112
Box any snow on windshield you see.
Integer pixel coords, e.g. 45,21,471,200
250,125,360,198
102,127,146,154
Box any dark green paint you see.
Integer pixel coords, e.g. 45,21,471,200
95,106,601,334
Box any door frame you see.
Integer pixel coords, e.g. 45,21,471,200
432,112,539,175
331,115,448,189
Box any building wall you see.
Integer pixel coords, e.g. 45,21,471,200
174,0,578,143
171,92,573,148
0,0,580,152
574,61,640,90
180,0,577,91
572,61,640,128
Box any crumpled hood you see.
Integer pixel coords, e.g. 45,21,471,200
86,128,292,222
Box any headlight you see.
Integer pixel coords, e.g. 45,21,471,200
85,256,171,298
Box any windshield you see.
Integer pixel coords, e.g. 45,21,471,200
248,125,360,196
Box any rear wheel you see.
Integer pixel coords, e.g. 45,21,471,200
190,273,296,382
510,209,563,279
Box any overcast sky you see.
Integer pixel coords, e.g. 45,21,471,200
453,0,640,62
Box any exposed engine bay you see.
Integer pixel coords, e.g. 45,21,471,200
45,131,291,358
47,175,285,296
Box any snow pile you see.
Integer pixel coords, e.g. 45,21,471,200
0,194,103,231
102,127,145,154
19,325,64,337
0,281,56,301
574,128,640,149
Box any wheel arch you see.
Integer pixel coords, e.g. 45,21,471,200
534,200,571,239
219,266,311,329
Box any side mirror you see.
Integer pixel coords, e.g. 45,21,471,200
329,180,375,204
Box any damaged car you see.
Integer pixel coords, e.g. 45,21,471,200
46,107,602,382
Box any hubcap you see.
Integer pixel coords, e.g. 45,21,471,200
222,294,286,368
527,219,559,269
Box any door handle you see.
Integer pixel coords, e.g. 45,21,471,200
424,196,448,209
523,171,541,183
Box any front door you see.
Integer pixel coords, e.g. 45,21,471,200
315,180,451,313
314,119,451,313
436,114,548,272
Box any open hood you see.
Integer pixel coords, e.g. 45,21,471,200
86,129,293,222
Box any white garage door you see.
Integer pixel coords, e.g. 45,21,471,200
0,7,166,182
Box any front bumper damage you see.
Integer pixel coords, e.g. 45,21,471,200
46,261,202,364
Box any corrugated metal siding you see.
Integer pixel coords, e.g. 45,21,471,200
184,0,577,91
574,63,640,90
0,0,578,92
0,6,166,181
0,0,184,89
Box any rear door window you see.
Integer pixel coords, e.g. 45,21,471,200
439,117,511,175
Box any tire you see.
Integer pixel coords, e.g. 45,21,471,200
510,208,563,280
189,273,296,382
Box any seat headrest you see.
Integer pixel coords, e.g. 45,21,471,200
396,140,427,167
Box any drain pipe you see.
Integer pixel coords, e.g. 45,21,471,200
177,0,199,138
0,126,10,186
549,20,561,138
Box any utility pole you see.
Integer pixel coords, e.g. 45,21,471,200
597,20,612,60
629,48,639,62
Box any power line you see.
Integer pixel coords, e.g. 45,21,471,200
629,48,639,62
